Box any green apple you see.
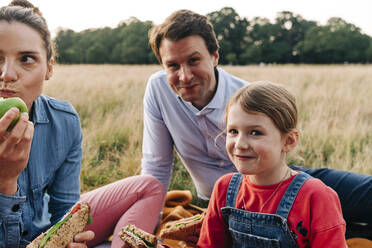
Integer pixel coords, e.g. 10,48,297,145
0,97,29,131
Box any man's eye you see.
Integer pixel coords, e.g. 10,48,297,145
21,55,36,64
189,57,200,64
251,130,262,136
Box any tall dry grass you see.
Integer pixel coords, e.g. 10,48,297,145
44,64,372,193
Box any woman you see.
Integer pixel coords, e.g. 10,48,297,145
0,1,165,247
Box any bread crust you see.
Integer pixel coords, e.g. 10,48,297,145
159,212,205,241
119,224,157,248
26,202,90,248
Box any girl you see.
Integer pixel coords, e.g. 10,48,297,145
197,82,347,247
0,1,165,247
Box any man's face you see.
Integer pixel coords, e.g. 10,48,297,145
159,35,219,110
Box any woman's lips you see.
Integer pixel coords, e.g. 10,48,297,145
0,89,17,97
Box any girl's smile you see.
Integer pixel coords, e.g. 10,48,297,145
226,103,293,185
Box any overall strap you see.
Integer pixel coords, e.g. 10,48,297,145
275,172,312,219
225,173,243,207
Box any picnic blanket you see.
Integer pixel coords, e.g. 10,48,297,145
347,238,372,248
156,190,206,248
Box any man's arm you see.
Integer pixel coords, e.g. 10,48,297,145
141,80,174,191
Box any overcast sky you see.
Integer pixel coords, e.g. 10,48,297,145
3,0,372,36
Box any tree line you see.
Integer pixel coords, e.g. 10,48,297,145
54,7,372,65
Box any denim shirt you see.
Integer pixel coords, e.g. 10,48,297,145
0,94,82,248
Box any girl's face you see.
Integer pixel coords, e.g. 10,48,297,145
0,21,53,111
226,103,294,185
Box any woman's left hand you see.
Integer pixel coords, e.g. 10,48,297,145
67,230,95,248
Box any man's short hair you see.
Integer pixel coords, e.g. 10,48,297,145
148,9,219,64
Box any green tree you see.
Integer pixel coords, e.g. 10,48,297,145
296,17,370,63
207,7,249,65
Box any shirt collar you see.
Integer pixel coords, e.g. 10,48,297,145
31,96,49,124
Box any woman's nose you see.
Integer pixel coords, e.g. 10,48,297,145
0,61,18,83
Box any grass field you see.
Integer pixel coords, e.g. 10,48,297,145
44,64,372,199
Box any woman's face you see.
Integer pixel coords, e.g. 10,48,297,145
0,21,53,111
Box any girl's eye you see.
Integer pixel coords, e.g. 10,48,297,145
251,130,262,136
228,128,238,135
21,55,36,64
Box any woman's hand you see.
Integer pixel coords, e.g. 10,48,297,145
0,108,33,195
67,230,95,248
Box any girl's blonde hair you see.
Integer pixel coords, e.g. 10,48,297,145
225,81,298,134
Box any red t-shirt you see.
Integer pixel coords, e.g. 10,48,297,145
197,173,347,248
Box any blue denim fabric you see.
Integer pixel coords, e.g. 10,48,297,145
0,95,82,248
221,173,311,248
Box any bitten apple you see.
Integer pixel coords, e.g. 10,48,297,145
0,97,28,131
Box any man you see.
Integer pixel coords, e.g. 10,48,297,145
141,9,372,239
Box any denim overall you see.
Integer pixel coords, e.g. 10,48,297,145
221,172,311,248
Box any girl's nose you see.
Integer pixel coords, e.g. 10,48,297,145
236,134,249,150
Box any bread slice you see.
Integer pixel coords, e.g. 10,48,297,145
159,212,205,241
119,224,157,248
27,202,90,248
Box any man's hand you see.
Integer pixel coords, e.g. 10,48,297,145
67,230,95,248
0,108,33,195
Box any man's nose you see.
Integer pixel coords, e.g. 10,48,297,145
179,65,193,83
0,61,18,83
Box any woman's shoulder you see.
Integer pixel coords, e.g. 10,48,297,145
38,95,78,117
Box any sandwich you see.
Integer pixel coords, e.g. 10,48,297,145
159,212,205,241
119,224,157,248
27,201,92,248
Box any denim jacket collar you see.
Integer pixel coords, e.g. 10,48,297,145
32,96,50,124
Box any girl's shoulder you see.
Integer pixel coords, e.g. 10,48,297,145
297,176,341,205
215,173,238,187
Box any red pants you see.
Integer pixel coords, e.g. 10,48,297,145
80,175,165,247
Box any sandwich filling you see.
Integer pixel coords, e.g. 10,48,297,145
123,226,155,248
173,214,203,227
38,202,92,248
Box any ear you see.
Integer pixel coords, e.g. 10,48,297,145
212,51,219,67
282,129,299,153
45,58,54,80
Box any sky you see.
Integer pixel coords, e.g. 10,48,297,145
3,0,372,37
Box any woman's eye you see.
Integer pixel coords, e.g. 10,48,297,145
251,130,262,136
21,55,36,64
